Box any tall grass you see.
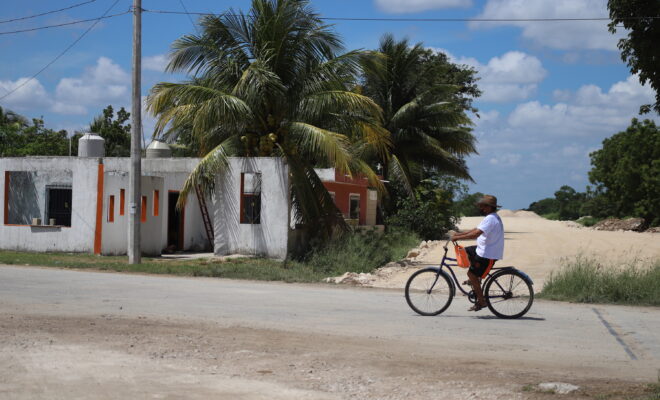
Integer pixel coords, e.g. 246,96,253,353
305,229,420,276
540,256,660,306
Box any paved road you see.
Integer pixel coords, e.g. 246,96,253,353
1,265,658,381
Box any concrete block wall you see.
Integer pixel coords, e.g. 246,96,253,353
104,158,209,253
100,172,164,256
0,157,99,252
213,157,290,260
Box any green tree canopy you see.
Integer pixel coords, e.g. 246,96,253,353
608,0,660,114
554,185,584,220
88,105,131,157
147,0,388,236
359,34,479,193
588,118,660,225
0,112,70,157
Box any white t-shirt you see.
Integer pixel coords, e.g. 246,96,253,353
476,213,504,260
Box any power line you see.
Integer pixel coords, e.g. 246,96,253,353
0,0,123,102
0,11,130,35
141,9,660,22
177,0,200,35
2,7,655,37
0,0,98,24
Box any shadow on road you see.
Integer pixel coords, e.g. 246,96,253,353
475,315,546,321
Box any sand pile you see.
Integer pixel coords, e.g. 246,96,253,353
497,209,541,218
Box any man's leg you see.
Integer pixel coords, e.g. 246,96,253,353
467,270,486,307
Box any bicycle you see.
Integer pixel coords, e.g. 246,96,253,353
404,240,534,319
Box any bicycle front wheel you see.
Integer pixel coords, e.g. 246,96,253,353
485,269,534,319
405,268,454,316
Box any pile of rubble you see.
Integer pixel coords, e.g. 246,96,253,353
403,240,442,261
592,218,648,232
324,240,441,285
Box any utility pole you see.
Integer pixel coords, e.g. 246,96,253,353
128,0,142,264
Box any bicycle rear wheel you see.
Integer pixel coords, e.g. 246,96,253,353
405,268,454,316
484,269,534,319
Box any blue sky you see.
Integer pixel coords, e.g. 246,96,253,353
1,0,658,209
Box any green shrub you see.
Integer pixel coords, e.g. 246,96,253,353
576,216,601,227
305,229,420,275
541,212,561,220
539,256,660,306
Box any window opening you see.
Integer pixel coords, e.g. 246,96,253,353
349,194,360,220
108,195,115,222
119,189,125,216
46,186,72,226
141,196,147,222
153,190,159,216
240,172,261,224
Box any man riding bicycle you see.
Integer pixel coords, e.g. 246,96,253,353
450,195,504,312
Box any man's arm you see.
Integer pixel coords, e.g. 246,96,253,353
450,228,483,241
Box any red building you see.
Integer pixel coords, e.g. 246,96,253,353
318,169,379,226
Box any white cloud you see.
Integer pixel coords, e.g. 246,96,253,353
0,78,52,111
375,0,472,13
471,0,625,51
561,145,581,157
53,57,130,115
466,74,658,208
440,49,547,103
489,153,521,166
143,54,168,72
508,75,654,136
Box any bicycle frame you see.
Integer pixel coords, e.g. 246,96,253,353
431,240,532,299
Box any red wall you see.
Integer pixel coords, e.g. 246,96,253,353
322,170,370,225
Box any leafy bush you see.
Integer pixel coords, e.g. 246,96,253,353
576,216,601,227
305,229,420,275
540,256,660,306
453,192,484,216
541,212,561,220
527,197,559,216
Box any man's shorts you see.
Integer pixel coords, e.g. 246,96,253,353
465,245,496,279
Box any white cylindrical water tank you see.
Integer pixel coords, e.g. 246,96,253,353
146,140,172,158
78,133,105,157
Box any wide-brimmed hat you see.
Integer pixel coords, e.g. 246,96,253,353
477,194,501,209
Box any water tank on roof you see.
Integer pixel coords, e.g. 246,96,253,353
78,133,105,157
146,140,172,158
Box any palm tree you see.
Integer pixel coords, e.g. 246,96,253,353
0,106,29,129
360,34,478,194
147,0,388,236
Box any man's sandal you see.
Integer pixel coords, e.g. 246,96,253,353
468,303,486,312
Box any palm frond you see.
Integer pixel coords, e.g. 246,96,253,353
177,137,238,208
289,122,352,174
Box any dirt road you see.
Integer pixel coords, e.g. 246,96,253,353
367,213,660,290
1,265,658,399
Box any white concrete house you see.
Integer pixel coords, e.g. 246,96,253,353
1,139,291,259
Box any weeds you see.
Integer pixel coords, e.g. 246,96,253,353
539,256,660,306
576,216,602,227
304,229,420,276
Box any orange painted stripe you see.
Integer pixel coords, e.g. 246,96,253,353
94,162,104,255
153,190,159,217
119,189,125,216
3,171,9,225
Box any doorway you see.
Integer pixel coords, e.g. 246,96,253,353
167,192,184,250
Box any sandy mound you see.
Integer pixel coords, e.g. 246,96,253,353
497,209,541,218
328,213,660,291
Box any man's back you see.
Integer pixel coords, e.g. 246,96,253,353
476,212,504,260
